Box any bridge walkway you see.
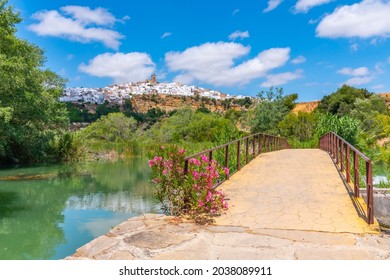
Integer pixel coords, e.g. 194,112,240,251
216,148,378,233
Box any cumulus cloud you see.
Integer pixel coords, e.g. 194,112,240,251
61,6,116,26
228,30,250,41
263,0,283,13
294,0,331,13
232,9,240,16
28,6,124,49
337,67,369,76
79,52,156,83
165,42,290,87
337,66,374,86
344,76,373,86
316,0,390,39
161,32,172,39
261,70,303,87
291,55,306,64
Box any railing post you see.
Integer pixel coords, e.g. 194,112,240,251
353,151,359,198
268,135,271,152
259,134,262,155
340,140,344,172
366,161,374,224
335,136,339,164
237,140,241,171
252,135,256,159
184,159,189,175
208,150,213,164
245,137,249,164
346,145,351,183
225,145,229,180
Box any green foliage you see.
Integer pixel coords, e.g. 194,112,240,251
316,85,372,116
250,87,291,134
0,1,71,165
278,112,316,142
80,112,137,142
316,113,359,144
147,108,240,145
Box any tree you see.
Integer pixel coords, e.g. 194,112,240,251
0,0,70,165
278,112,315,142
316,85,372,116
250,87,292,135
81,113,137,142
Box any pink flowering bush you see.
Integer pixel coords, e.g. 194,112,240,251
149,145,228,218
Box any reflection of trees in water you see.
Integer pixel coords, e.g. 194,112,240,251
0,158,157,259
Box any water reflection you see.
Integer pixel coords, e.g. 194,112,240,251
0,158,160,260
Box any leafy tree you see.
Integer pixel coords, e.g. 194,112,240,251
0,1,70,165
278,112,315,142
250,87,291,135
80,113,137,142
316,85,372,116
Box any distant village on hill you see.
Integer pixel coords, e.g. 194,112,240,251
60,75,248,105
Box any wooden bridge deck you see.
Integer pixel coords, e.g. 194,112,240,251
215,149,379,233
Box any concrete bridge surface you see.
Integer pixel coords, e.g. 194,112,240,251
67,149,390,260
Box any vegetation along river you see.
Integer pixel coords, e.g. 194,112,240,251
0,158,160,260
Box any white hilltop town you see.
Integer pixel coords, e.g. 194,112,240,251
60,75,248,105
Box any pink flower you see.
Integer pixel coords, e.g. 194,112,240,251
205,190,213,202
148,160,154,167
163,169,168,176
189,158,201,166
201,154,208,162
198,200,204,207
160,146,165,149
192,170,199,180
224,167,229,176
154,156,162,162
178,149,185,155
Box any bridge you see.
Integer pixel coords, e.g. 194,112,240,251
68,132,390,260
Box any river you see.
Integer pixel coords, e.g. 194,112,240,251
0,158,160,260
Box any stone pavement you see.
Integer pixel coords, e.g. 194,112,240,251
66,149,390,260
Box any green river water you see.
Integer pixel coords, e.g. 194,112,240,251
0,158,160,260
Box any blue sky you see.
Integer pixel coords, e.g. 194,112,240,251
7,0,390,101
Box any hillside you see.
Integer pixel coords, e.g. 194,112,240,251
292,101,320,113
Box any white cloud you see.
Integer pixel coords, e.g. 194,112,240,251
261,70,303,87
337,66,374,86
291,55,306,64
28,6,123,49
232,9,240,16
61,6,116,26
337,67,369,76
79,52,156,83
294,0,331,13
165,42,290,87
66,54,74,61
316,0,390,39
228,30,250,41
161,32,172,39
263,0,283,13
345,76,373,86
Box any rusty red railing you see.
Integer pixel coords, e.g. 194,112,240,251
320,132,374,224
184,133,290,187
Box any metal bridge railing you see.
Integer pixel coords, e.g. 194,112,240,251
184,133,290,188
320,132,374,224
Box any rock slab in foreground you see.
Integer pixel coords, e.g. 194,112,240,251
66,214,390,260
